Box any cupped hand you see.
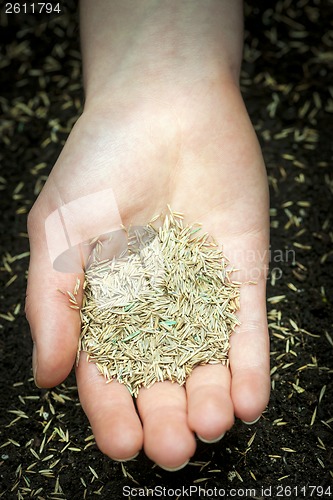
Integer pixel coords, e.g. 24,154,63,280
26,83,270,470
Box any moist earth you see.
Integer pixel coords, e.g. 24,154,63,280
0,0,332,498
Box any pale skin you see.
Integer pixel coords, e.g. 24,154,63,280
26,0,271,471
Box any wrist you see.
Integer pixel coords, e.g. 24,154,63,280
81,0,243,111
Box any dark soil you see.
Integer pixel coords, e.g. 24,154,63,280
0,1,332,499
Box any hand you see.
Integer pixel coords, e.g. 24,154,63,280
26,80,270,470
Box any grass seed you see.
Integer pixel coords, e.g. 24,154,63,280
77,208,241,397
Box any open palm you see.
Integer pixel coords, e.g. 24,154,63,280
26,83,270,470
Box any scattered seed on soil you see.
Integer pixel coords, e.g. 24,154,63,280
77,208,241,397
1,1,333,494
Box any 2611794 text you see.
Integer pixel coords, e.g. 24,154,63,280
4,3,61,14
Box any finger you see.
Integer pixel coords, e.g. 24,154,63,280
229,277,270,423
136,381,196,470
26,206,83,387
76,353,143,460
186,363,234,443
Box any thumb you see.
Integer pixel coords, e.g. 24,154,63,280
26,203,83,388
26,186,124,387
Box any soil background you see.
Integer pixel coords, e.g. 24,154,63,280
0,1,332,499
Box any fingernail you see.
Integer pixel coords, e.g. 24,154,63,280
113,451,139,462
242,415,261,425
158,459,189,472
197,432,225,444
32,343,40,388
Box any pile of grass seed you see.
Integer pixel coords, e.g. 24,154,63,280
77,209,241,397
